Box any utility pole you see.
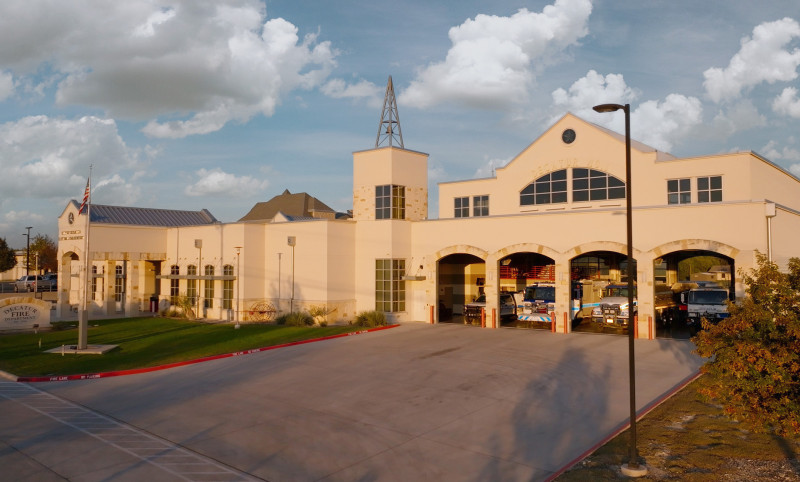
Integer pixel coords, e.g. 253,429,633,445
24,226,32,277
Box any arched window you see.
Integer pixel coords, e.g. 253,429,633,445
572,168,625,202
170,265,180,304
187,265,197,305
204,265,215,308
520,169,567,205
222,265,234,310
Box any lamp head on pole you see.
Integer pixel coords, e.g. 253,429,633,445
593,103,627,113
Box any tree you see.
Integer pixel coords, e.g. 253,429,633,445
694,252,800,436
27,234,58,273
0,237,16,273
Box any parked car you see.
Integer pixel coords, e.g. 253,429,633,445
463,292,518,324
39,273,58,291
14,275,43,292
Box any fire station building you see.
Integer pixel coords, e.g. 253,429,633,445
56,84,800,339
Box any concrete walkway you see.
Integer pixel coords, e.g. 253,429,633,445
0,323,704,481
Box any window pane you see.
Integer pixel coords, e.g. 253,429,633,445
573,179,588,190
573,168,588,178
710,176,722,189
590,189,606,200
710,190,722,202
608,177,625,187
668,193,678,204
551,169,567,180
590,177,607,189
698,191,709,203
697,177,708,190
608,187,626,199
679,178,690,190
552,192,568,203
573,190,589,202
667,179,677,192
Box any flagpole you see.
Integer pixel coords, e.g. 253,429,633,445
78,166,92,350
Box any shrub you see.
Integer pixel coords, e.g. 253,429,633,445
307,305,334,327
693,253,800,436
164,294,195,319
275,311,314,327
351,310,387,327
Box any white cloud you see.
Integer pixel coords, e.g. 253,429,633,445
321,78,382,107
630,95,703,152
0,1,338,138
773,87,800,118
711,100,767,139
762,139,800,164
474,157,510,179
184,168,268,197
0,71,13,101
0,115,139,200
551,70,702,152
93,174,142,206
703,17,800,103
401,0,592,110
551,70,637,120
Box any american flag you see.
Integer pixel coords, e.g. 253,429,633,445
78,177,90,214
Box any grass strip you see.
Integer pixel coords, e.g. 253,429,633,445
0,317,369,378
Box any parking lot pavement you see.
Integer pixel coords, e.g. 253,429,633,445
1,323,705,481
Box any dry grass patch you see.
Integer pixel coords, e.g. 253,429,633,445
558,375,800,481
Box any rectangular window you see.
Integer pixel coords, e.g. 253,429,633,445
114,265,124,303
697,176,722,203
454,197,469,217
375,259,405,312
376,184,405,219
91,266,98,301
222,265,233,310
473,195,489,217
667,178,691,204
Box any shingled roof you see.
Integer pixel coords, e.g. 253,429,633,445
82,202,218,227
239,189,348,222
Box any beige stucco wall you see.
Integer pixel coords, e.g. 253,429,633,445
353,147,428,221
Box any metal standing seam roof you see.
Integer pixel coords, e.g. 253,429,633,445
88,204,218,227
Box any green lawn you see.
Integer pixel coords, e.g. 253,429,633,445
0,317,370,377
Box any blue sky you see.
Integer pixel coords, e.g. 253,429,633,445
1,0,800,245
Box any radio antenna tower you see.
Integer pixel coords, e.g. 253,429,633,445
375,76,404,148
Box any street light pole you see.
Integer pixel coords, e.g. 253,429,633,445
24,226,32,277
593,103,646,477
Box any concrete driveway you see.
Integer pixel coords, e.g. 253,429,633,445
0,323,704,481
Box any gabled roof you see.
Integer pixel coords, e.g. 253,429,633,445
239,189,343,222
69,200,218,226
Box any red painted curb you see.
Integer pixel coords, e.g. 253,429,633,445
545,370,703,481
15,324,399,383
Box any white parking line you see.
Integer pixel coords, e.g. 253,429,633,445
0,382,259,482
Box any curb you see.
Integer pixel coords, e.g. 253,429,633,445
12,324,399,383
